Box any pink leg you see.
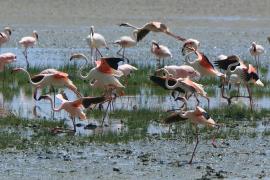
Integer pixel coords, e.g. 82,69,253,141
189,127,199,164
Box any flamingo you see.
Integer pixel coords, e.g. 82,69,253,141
185,48,224,78
155,65,200,79
38,93,108,132
86,26,109,62
119,21,186,42
0,53,16,72
181,38,200,56
225,60,264,109
151,41,172,67
11,68,82,101
163,69,210,109
164,106,219,164
118,64,138,85
19,31,38,69
0,27,12,52
249,42,264,72
70,53,125,94
113,36,136,63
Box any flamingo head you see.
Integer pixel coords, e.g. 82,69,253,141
33,31,38,40
90,26,94,35
151,40,159,47
4,27,12,36
251,41,256,48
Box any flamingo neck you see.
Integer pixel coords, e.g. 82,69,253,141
19,68,40,86
46,96,63,112
164,70,179,90
78,57,92,79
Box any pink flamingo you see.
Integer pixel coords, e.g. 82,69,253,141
164,106,219,164
113,35,137,63
249,42,265,73
181,38,200,56
156,65,200,79
19,31,38,69
119,21,186,42
0,52,16,72
0,27,12,52
151,41,172,67
12,68,81,101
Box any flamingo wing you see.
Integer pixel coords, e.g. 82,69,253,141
52,72,69,79
214,55,240,71
136,29,150,42
81,96,107,109
56,93,69,103
198,52,215,69
96,58,124,76
31,74,45,83
150,76,185,93
163,112,188,124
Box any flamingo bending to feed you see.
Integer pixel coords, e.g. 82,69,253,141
19,31,38,69
113,36,136,63
12,68,82,101
181,38,200,56
38,93,108,132
249,42,264,72
118,64,138,85
0,53,16,72
86,26,109,62
163,69,210,109
0,27,12,52
224,60,264,109
151,41,172,67
119,21,186,42
164,106,220,164
155,65,200,79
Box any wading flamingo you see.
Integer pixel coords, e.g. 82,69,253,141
38,94,108,132
164,106,220,164
0,52,16,72
12,68,82,101
113,36,136,63
0,27,12,52
249,42,264,73
86,26,109,62
151,41,172,67
118,64,138,85
19,31,38,69
119,21,186,42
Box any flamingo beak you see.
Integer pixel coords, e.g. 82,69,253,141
255,79,264,86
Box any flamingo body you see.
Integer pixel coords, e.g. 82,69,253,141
0,52,16,71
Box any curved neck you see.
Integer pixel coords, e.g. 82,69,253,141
227,61,240,72
164,70,179,90
78,57,91,79
19,68,40,86
124,23,139,29
46,96,63,112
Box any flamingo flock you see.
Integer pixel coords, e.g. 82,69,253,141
0,21,268,164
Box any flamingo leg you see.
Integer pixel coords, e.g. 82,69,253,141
96,48,103,57
211,125,220,148
101,100,111,126
116,47,123,57
23,48,30,69
123,47,130,63
90,47,94,63
246,84,253,111
71,117,76,132
189,127,199,164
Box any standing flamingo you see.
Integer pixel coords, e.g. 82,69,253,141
155,65,200,79
151,41,172,67
12,68,82,101
86,26,109,62
164,106,219,164
0,53,16,72
0,27,12,52
225,61,264,109
249,42,264,72
119,21,186,42
113,36,136,63
181,38,200,56
19,31,38,69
